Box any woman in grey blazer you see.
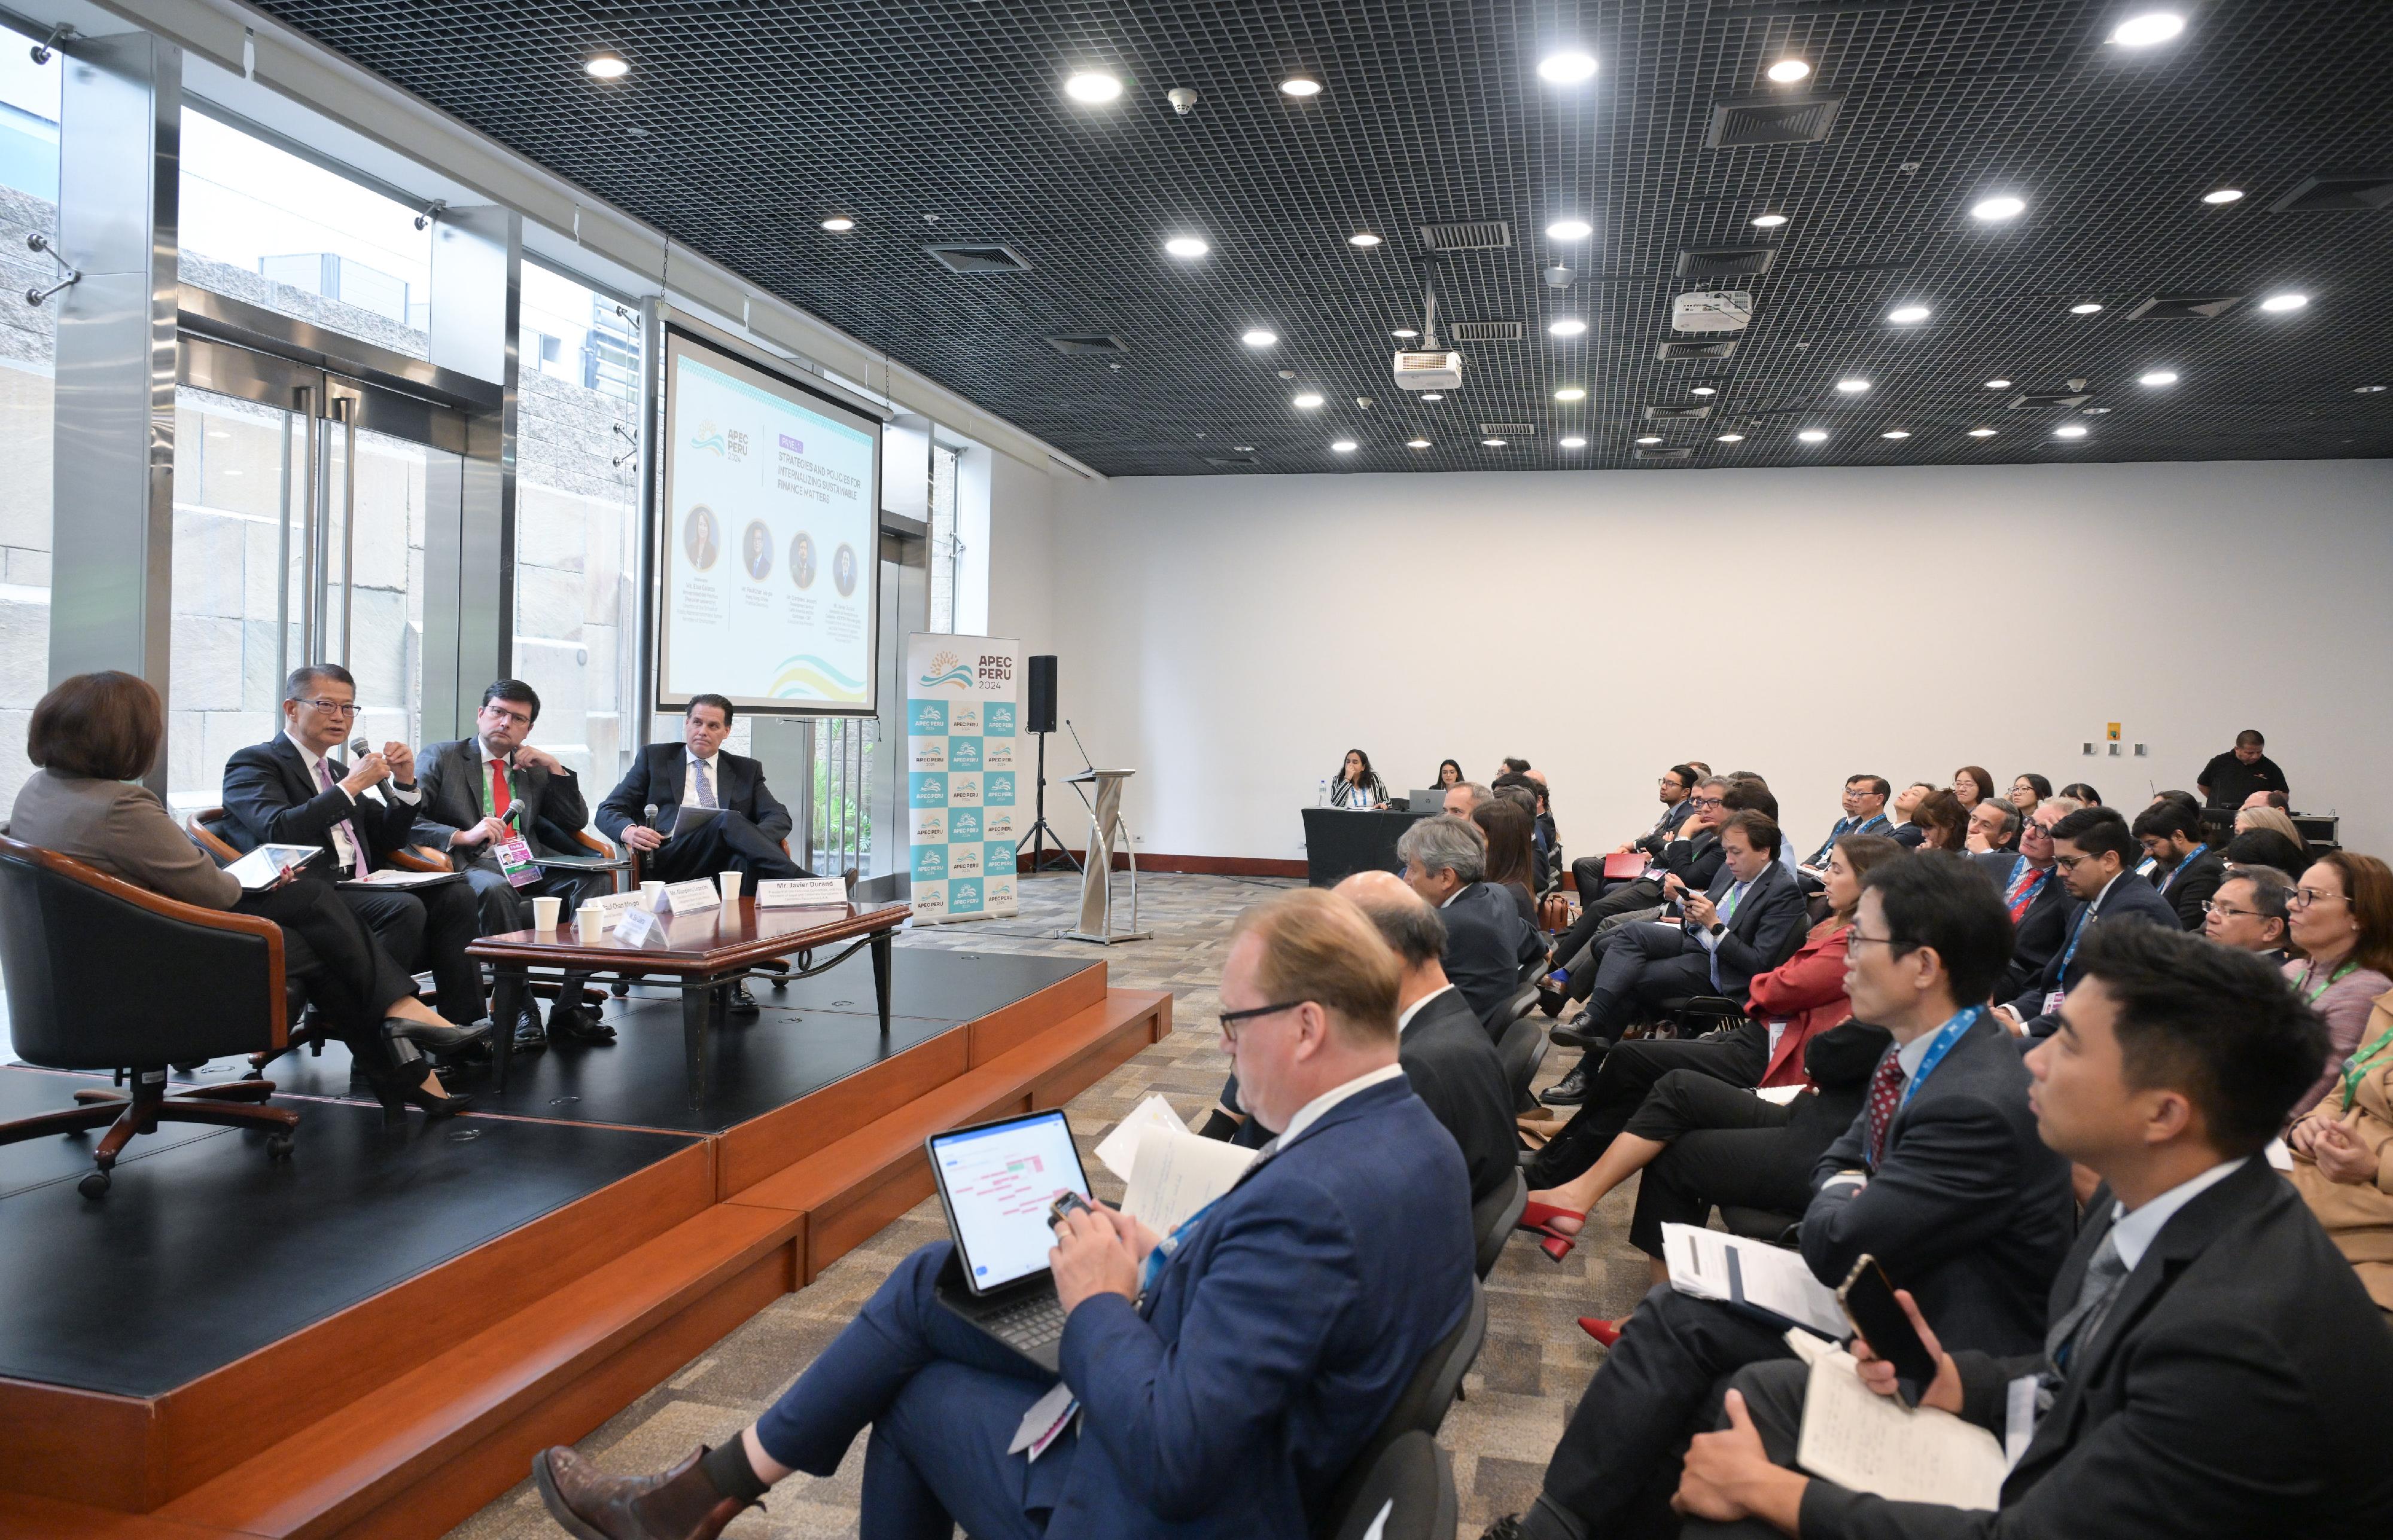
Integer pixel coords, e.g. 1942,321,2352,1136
7,672,482,1118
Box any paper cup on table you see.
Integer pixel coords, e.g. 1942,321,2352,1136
532,895,562,931
575,903,605,944
640,880,666,905
719,870,744,904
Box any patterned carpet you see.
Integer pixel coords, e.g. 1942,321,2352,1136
450,871,1643,1539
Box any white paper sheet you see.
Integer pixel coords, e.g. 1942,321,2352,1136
1094,1094,1194,1184
1663,1223,1848,1340
2264,1137,2294,1172
1754,1084,1807,1106
1796,1350,2006,1509
1120,1124,1256,1234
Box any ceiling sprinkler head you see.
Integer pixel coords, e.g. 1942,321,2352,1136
1168,87,1199,115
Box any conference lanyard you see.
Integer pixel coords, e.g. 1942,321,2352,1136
2300,959,2359,1007
2341,1026,2393,1111
2155,844,2208,895
1137,1197,1220,1297
2057,879,2118,980
1898,1007,1980,1111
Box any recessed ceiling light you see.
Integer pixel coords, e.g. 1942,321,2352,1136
2202,187,2245,205
1970,196,2026,222
1537,51,1599,84
1391,328,1419,339
1280,75,1323,97
1547,318,1587,337
1420,392,1444,401
1545,218,1594,240
585,53,629,80
1886,304,1932,324
1797,428,1828,443
1233,445,1256,452
1749,212,1788,228
2084,406,2112,414
1407,438,1432,449
1881,429,1911,440
1968,428,1999,438
2054,424,2090,439
1331,439,1357,452
2260,292,2309,313
1835,377,1871,393
1689,386,1718,397
1241,328,1278,347
1560,436,1587,449
818,215,855,232
1292,392,1324,409
1554,386,1587,402
1636,434,1663,445
1767,59,1812,83
2358,385,2388,394
1716,432,1746,443
2110,11,2187,48
1064,71,1123,103
1347,231,1383,247
1163,236,1209,259
1481,437,1508,447
2069,302,2103,315
2138,370,2179,387
1984,379,2013,389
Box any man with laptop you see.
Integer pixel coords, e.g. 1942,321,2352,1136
531,887,1476,1540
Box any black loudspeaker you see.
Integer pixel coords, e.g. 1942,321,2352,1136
1026,654,1058,734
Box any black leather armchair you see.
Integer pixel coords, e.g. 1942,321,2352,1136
0,831,302,1197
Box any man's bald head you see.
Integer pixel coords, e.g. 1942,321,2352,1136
1335,869,1447,969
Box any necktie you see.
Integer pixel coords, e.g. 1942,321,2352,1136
1864,1051,1908,1168
487,757,512,818
318,755,370,880
2005,864,2046,923
1707,882,1749,989
694,757,719,809
2044,1229,2129,1374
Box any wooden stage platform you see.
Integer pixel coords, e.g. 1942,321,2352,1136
0,947,1169,1539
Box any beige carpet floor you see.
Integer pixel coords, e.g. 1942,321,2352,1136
449,871,1645,1539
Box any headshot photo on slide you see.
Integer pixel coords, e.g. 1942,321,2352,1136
790,530,817,589
741,520,773,581
834,542,858,597
683,504,719,571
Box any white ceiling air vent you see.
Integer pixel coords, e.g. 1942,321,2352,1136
1644,404,1714,420
1448,320,1524,341
1657,339,1739,361
925,242,1033,273
1046,334,1129,356
1201,455,1261,467
1478,422,1536,435
2124,294,2245,321
1704,95,1843,149
2009,389,2094,410
1636,446,1694,460
1672,291,1754,333
2268,170,2393,212
1677,246,1777,278
1418,221,1512,252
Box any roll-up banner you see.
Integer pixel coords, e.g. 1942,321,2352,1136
905,634,1022,925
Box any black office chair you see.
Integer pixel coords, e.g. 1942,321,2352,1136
1472,1170,1529,1280
0,832,302,1197
1320,1279,1485,1530
1319,1432,1457,1540
1721,1206,1804,1246
1495,1014,1549,1114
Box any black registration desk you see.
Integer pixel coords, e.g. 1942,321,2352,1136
1301,806,1435,886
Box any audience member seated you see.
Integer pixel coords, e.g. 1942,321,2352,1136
1795,775,1890,886
1434,758,1465,791
1325,746,1388,809
1977,797,2081,998
2243,787,2291,812
1396,813,1543,1029
1484,855,2074,1540
1493,770,1560,892
1950,765,1995,811
1670,923,2393,1540
1472,795,1541,932
222,663,487,1027
2129,797,2224,929
2233,801,2307,857
1908,787,1968,852
2288,972,2393,1315
535,887,1475,1540
2135,789,2209,877
1965,796,2020,855
1546,777,1736,998
412,678,616,1051
2197,727,2288,813
10,672,478,1118
2283,850,2393,1121
2202,864,2293,964
2058,779,2101,806
1576,764,1697,900
2007,771,2051,816
1518,834,1902,1259
1995,807,2181,1039
1442,779,1489,818
2224,824,2306,873
1884,781,1932,847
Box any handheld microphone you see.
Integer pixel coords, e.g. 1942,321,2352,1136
644,802,660,827
348,737,369,760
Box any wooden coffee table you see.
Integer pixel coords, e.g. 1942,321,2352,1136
467,897,911,1103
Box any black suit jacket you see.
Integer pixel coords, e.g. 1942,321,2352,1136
1399,986,1520,1204
1440,881,1542,1031
1795,1159,2393,1540
1632,798,1695,857
410,737,590,858
594,743,793,844
1804,1013,2076,1356
1680,861,1808,999
2005,871,2184,1036
1971,852,2073,999
1784,1018,1895,1150
220,734,418,874
2150,846,2225,931
1654,826,1725,891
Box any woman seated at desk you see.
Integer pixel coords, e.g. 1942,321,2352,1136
1329,748,1389,809
7,672,483,1120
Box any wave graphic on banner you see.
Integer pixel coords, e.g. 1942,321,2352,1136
769,653,869,699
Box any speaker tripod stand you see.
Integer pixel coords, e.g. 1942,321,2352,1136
1015,729,1081,874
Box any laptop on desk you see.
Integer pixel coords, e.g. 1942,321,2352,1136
1406,789,1452,815
926,1109,1095,1373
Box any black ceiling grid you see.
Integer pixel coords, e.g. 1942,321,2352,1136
248,0,2393,474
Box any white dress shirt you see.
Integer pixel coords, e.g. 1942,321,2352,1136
1395,983,1458,1037
681,748,721,808
1271,1062,1408,1150
285,729,416,873
2106,1158,2248,1273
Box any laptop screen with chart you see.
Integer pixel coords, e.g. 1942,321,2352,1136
927,1110,1092,1295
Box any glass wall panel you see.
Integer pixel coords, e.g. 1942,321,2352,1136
0,41,58,810
928,442,958,633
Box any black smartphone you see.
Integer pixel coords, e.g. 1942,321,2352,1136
1048,1190,1093,1230
1838,1255,1936,1408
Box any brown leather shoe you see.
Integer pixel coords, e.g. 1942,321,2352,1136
532,1445,750,1540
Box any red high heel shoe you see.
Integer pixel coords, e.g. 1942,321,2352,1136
1515,1199,1587,1261
1577,1316,1623,1347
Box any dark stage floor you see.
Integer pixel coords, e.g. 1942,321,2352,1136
0,1066,698,1397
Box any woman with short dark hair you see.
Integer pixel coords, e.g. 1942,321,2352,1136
1911,787,1969,851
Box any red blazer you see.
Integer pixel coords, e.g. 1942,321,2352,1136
1744,919,1853,1087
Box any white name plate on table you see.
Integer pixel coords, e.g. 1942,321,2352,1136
614,903,666,947
757,877,850,908
661,878,722,914
585,891,649,929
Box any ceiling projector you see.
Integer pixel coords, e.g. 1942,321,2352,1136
1671,291,1754,333
1392,349,1464,390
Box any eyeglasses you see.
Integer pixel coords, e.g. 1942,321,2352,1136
1217,999,1305,1044
294,697,358,716
2200,900,2268,921
2023,822,2057,840
1846,932,1898,952
1688,796,1724,810
2290,888,2349,911
482,705,533,726
2052,853,2093,871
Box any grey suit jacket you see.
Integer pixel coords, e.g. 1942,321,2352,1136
1439,880,1542,1030
7,770,239,910
410,737,590,858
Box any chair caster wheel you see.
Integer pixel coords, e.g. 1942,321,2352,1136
771,979,788,991
79,1170,111,1199
266,1134,295,1159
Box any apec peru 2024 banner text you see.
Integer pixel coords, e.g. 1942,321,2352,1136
904,634,1022,925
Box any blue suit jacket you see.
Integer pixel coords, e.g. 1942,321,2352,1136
2005,870,2184,1036
1052,1077,1475,1538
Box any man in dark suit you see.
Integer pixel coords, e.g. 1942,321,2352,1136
1672,923,2393,1540
1397,813,1543,1030
413,679,616,1050
1570,762,1697,899
1887,780,1937,847
535,888,1475,1540
1797,774,1892,882
2130,797,2224,930
220,664,486,1026
1486,853,2075,1540
1545,777,1735,1010
1995,806,2181,1039
1972,795,2078,998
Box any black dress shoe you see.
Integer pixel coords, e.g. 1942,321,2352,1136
512,995,548,1054
1549,1021,1613,1053
547,1002,618,1046
726,982,761,1017
385,1016,493,1054
1539,1064,1590,1106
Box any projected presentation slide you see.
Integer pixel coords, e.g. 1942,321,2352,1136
657,328,882,713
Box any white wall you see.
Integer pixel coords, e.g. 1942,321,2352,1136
1042,459,2393,861
984,449,1057,659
